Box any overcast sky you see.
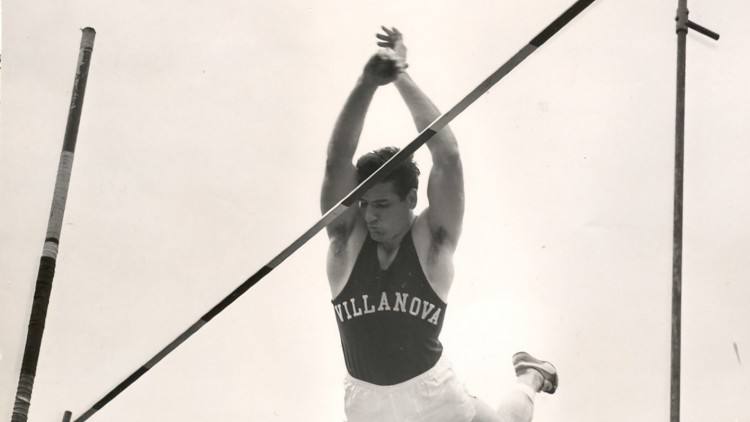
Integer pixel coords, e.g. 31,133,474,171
2,0,748,421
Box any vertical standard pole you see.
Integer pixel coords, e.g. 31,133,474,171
11,27,96,422
672,2,688,422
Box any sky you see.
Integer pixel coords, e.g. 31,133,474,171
1,0,748,421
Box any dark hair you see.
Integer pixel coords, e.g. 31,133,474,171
355,146,420,199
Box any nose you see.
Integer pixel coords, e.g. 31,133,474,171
363,206,378,224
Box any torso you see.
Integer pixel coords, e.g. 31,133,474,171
330,222,449,385
327,214,454,303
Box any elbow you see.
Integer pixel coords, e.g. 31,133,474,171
445,146,461,162
428,134,460,164
325,155,352,174
435,147,461,169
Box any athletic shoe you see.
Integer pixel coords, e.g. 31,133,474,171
512,351,558,394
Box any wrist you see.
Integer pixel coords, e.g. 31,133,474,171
357,74,380,90
393,71,413,88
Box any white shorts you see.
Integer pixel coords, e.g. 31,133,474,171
343,354,476,422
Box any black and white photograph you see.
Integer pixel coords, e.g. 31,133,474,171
2,0,748,421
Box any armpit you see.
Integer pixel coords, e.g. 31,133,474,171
430,226,450,248
329,228,350,256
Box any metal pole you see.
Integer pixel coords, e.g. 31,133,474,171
672,2,718,421
67,1,597,420
671,3,688,421
11,27,96,422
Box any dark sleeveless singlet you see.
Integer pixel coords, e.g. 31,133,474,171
331,228,447,385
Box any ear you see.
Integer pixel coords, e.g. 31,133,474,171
406,188,418,209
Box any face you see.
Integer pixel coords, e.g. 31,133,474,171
358,181,416,243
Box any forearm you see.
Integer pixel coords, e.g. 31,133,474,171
394,72,439,130
394,72,459,162
327,77,378,167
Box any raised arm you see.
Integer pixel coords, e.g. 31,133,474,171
381,28,465,249
321,50,405,240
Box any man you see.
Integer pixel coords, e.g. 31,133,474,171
321,26,558,422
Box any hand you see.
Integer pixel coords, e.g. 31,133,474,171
376,26,407,68
361,26,408,86
362,50,403,86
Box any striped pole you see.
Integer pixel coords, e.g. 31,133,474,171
11,28,96,422
69,2,596,420
671,3,718,422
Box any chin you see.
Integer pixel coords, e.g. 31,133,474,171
368,230,386,242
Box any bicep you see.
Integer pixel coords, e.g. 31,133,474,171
321,161,359,238
424,155,464,247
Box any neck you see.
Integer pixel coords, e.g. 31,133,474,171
378,215,415,252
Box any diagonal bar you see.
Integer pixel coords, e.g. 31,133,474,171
69,1,596,420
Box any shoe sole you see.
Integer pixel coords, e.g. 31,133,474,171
512,351,558,394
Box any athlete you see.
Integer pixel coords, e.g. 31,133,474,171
321,26,558,422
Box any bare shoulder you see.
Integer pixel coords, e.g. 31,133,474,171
412,212,455,303
326,220,367,299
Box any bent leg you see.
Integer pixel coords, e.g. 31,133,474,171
470,386,535,422
471,369,543,422
495,386,535,422
470,398,501,422
471,352,557,422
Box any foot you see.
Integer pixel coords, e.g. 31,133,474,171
512,351,558,394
